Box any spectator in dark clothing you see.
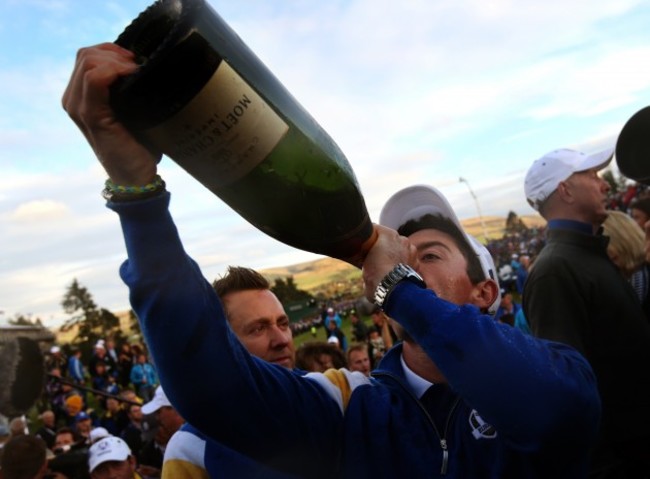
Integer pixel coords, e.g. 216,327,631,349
120,403,144,461
349,311,369,342
630,197,650,231
100,396,128,437
524,147,650,477
89,341,117,381
117,343,135,389
45,346,68,375
34,410,57,450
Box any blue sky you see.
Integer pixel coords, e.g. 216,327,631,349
2,0,650,327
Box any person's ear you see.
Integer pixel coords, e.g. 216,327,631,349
556,179,576,204
470,279,500,313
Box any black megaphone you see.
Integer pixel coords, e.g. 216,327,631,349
616,106,650,184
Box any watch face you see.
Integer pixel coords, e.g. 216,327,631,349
374,264,425,307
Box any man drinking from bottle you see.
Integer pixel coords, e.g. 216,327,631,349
63,42,600,478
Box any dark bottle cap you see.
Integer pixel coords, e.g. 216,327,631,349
110,0,220,130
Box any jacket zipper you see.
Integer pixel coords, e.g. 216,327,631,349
436,396,460,474
440,438,449,474
372,371,460,475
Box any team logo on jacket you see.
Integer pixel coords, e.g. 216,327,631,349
469,410,497,440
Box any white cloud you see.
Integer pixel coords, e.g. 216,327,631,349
2,0,650,325
9,199,69,222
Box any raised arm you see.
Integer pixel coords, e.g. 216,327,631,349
62,44,342,478
362,225,600,451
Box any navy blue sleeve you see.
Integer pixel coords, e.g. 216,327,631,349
383,281,601,451
107,192,342,477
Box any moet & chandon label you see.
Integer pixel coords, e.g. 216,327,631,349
143,60,289,189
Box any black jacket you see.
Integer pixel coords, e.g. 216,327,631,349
524,226,650,477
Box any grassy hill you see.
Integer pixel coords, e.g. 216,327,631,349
461,214,545,240
261,257,361,292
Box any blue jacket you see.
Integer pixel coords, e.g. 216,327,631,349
68,355,84,382
495,301,522,323
130,362,157,387
109,193,600,478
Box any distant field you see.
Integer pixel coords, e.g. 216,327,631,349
261,214,547,292
461,214,545,240
261,257,361,292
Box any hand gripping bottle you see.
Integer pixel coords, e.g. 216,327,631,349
110,0,377,266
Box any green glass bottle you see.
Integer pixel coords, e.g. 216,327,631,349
110,0,376,266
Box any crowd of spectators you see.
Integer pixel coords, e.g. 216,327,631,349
0,338,161,478
3,176,649,478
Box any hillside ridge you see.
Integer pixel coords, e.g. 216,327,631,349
260,214,545,291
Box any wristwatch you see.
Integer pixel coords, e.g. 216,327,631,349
373,263,426,309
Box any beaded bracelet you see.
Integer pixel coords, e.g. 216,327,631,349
102,175,166,202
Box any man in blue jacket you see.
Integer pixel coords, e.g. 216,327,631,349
163,266,304,479
63,42,601,478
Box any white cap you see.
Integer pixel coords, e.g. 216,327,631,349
524,147,614,211
141,386,172,415
50,346,61,354
327,336,339,344
379,184,501,315
89,427,110,444
88,436,131,473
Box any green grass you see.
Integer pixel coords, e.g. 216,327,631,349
292,315,372,350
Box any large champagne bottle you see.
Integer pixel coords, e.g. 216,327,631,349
110,0,376,267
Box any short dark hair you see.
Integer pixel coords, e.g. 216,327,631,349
55,426,78,441
397,214,485,284
295,341,347,371
212,266,270,297
1,435,47,479
630,197,650,216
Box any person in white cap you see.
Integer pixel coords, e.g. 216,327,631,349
45,345,67,373
141,386,184,439
89,427,111,444
63,44,599,478
88,436,141,479
323,307,342,330
345,184,599,477
523,147,650,477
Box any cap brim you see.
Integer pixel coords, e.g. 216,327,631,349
141,400,161,415
577,147,614,172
